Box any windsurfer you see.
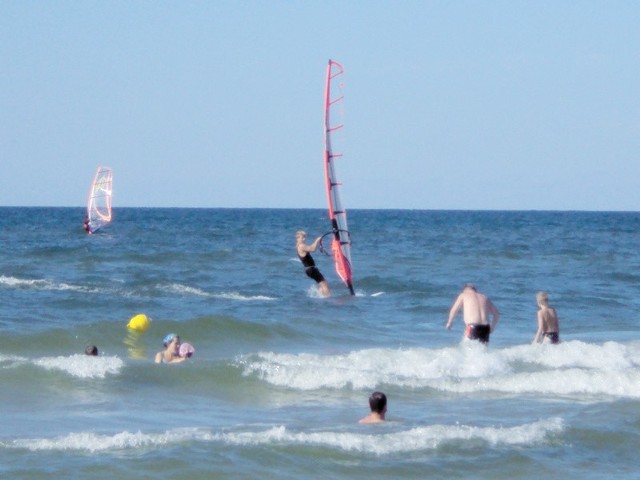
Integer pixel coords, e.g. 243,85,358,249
296,230,331,297
83,216,92,234
446,283,499,344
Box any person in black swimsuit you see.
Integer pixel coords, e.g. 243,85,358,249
296,230,331,297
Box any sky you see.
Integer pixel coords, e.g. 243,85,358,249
1,1,639,211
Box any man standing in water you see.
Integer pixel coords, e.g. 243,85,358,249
446,283,500,344
295,230,330,297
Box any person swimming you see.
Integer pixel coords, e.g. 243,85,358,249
154,333,186,364
359,391,387,424
85,345,98,356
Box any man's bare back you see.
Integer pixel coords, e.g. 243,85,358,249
446,284,500,341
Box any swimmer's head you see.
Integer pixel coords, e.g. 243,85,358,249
163,333,178,347
536,291,549,306
464,283,477,291
368,391,387,414
295,230,306,239
85,345,98,356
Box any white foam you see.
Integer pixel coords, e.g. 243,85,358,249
238,344,509,390
444,368,640,397
212,291,275,301
163,283,211,297
7,419,563,454
502,340,639,371
33,354,124,379
161,282,275,301
0,275,98,293
0,353,28,365
217,418,563,454
8,429,204,452
238,341,640,399
306,286,379,298
306,285,324,299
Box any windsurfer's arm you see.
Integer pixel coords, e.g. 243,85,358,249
310,236,322,251
298,237,322,254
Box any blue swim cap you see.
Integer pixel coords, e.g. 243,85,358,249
163,333,177,346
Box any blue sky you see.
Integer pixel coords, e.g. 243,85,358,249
1,1,638,210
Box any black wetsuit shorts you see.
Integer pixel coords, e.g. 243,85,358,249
299,252,325,284
305,266,325,283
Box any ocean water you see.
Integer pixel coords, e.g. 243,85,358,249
1,207,639,479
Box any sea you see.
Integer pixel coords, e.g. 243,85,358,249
1,207,639,479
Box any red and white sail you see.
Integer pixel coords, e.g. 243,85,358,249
323,60,354,295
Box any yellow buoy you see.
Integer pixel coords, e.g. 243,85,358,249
127,313,151,332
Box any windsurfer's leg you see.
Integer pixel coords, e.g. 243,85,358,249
319,280,331,297
304,266,330,297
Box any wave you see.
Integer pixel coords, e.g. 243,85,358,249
237,340,640,399
4,418,563,455
15,354,125,379
0,275,99,294
0,275,276,301
213,419,564,454
159,282,276,301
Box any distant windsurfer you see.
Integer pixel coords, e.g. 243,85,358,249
83,215,92,234
296,230,331,297
446,283,499,344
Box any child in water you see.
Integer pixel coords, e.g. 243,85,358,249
533,291,560,344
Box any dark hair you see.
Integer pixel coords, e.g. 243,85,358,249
368,391,387,413
85,345,98,356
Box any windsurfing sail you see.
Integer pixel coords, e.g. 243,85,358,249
85,166,113,233
323,59,354,295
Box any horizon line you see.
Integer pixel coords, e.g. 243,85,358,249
1,205,638,213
